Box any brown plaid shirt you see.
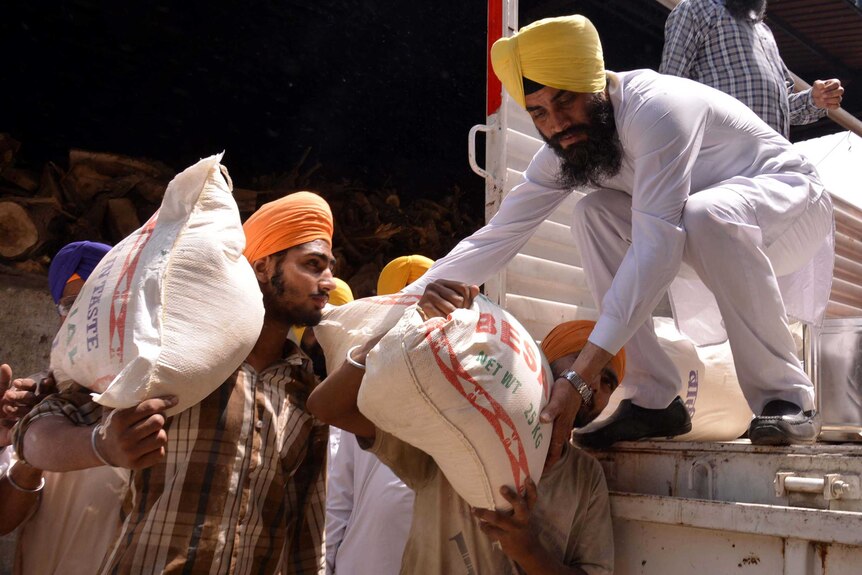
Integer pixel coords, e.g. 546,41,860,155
14,343,327,575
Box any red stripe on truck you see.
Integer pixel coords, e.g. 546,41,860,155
487,0,504,116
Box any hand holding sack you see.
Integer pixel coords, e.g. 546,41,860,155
359,295,553,511
50,154,265,416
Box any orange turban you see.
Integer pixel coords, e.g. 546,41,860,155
243,191,333,263
377,255,435,295
541,320,626,382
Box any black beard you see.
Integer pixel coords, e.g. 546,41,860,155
542,93,623,189
724,0,767,21
266,261,324,328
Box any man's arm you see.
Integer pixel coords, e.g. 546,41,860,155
0,450,43,535
787,75,843,126
15,393,176,472
1,364,55,447
659,0,706,78
473,479,587,575
0,365,57,534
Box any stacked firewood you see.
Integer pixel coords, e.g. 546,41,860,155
0,134,480,296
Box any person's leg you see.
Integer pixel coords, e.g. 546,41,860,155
682,181,833,443
571,189,681,408
571,190,690,448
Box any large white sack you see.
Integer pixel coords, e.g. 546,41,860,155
51,153,265,416
358,295,553,510
598,318,753,441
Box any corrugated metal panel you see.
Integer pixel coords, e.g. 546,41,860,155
767,0,862,74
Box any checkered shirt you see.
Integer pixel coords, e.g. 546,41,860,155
660,0,826,138
13,343,327,575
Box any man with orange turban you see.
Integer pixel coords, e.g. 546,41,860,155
541,320,625,428
16,191,337,575
309,279,614,575
404,14,833,454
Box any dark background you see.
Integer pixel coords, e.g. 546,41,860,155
1,0,488,198
1,0,852,205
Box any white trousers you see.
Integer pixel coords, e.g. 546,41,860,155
571,179,833,414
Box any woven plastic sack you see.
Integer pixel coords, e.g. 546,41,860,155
358,294,553,510
600,318,752,441
50,153,264,416
314,293,424,375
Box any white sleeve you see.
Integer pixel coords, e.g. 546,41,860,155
403,146,571,295
325,431,357,574
590,92,705,353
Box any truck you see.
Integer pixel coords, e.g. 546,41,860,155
467,1,862,572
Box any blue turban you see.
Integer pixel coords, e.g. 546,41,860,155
48,241,112,303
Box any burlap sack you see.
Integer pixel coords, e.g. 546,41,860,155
358,295,553,510
50,154,264,416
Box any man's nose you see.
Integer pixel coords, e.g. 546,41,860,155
548,109,571,138
320,270,336,292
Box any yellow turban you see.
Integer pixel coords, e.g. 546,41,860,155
490,15,606,108
329,277,355,306
243,191,334,263
377,255,435,295
541,320,626,383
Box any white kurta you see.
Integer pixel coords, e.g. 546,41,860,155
325,431,415,575
405,69,833,413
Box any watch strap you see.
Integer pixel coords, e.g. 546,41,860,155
561,369,594,409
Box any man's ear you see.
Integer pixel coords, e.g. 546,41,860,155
251,256,270,284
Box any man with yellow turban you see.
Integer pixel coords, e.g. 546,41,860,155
16,191,337,575
404,15,833,454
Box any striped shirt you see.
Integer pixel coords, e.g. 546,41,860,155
14,344,327,575
659,0,826,138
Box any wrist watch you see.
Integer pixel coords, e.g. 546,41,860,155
560,369,594,409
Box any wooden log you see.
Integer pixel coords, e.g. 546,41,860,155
105,198,142,243
0,168,40,194
233,188,259,215
68,149,173,180
135,176,168,203
0,198,67,260
0,202,37,259
62,161,113,204
38,162,65,202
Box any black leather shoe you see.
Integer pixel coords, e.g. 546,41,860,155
573,396,692,449
748,400,820,446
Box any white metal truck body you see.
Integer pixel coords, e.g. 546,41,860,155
470,2,862,572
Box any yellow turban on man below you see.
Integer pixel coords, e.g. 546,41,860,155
377,255,435,295
490,15,606,109
329,277,355,306
243,191,334,263
541,320,626,383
